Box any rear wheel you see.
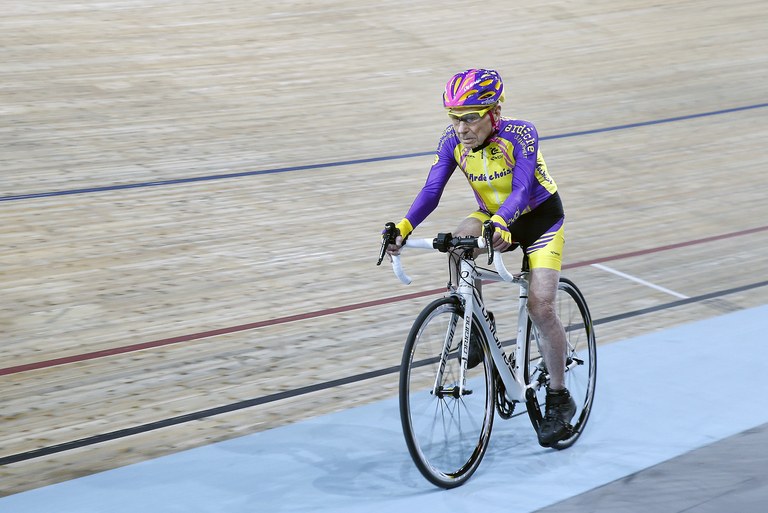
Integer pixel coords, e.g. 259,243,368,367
524,277,596,449
399,296,495,488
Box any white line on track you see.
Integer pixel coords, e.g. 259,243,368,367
591,263,690,299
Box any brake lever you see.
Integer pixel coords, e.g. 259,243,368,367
482,220,494,265
377,222,397,266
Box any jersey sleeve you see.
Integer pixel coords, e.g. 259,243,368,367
496,122,540,224
401,127,458,229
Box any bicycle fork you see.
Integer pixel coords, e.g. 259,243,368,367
431,262,486,399
433,261,533,404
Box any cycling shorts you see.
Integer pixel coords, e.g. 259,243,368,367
468,192,565,271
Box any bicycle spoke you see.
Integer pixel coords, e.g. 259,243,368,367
523,278,597,449
399,297,494,488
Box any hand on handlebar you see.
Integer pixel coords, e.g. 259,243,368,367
386,234,404,258
378,219,411,265
489,214,514,252
491,231,514,252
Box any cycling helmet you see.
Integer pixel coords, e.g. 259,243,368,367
443,68,505,108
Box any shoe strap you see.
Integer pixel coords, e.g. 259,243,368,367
546,389,571,405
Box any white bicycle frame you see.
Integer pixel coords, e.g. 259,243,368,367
391,237,535,404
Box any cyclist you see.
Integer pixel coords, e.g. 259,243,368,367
384,68,575,447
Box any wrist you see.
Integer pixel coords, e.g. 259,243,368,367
490,214,507,227
395,218,414,240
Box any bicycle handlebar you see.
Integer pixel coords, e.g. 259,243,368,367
391,235,517,285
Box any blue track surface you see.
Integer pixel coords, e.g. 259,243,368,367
2,305,767,512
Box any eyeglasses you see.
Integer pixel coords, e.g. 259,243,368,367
448,105,495,125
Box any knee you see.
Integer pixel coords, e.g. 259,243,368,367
528,296,555,324
454,217,482,237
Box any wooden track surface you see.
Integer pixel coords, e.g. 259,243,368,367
2,0,767,496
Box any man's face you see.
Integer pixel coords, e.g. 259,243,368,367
448,105,500,149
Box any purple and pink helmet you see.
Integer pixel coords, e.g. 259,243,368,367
443,68,505,108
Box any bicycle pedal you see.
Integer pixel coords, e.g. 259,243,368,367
434,386,473,398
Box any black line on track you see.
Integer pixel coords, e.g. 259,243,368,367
2,103,766,203
1,279,765,466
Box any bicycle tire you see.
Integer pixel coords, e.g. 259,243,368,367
523,277,597,449
399,296,495,488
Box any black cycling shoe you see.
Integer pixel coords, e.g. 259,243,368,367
537,387,577,447
467,312,495,369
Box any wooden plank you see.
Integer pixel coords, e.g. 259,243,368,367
1,0,767,497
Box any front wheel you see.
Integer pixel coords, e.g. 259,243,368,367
399,296,495,488
524,277,597,449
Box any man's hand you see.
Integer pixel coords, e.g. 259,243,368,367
382,218,412,261
385,234,404,259
387,219,412,257
489,214,513,251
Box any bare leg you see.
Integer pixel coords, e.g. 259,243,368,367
527,267,567,390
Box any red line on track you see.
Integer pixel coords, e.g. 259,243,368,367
563,225,768,268
2,225,766,377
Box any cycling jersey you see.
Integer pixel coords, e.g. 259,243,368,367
400,117,565,270
402,117,558,229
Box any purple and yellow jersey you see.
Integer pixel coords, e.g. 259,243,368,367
402,117,557,229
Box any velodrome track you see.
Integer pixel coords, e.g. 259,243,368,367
1,118,766,468
1,306,767,511
1,0,767,509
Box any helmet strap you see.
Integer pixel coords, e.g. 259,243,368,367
488,110,500,133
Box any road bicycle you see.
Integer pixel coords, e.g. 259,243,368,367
378,223,596,488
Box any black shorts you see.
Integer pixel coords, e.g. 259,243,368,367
507,191,564,249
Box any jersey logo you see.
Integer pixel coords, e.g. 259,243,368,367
503,123,537,156
465,168,512,182
536,163,554,185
